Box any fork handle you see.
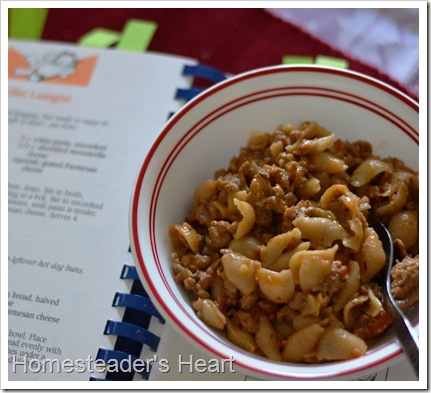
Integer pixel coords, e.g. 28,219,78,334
395,317,419,378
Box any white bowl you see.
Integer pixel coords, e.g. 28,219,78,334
129,65,419,380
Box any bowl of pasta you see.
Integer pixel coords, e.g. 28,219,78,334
130,65,420,381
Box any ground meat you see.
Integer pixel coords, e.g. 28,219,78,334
329,139,372,171
172,252,212,272
276,304,299,322
187,203,213,227
217,270,239,300
208,220,235,249
252,206,275,233
321,261,348,296
391,255,419,312
248,166,298,214
249,300,280,318
288,292,308,311
234,311,258,333
197,271,215,292
393,238,408,261
239,292,259,310
285,159,310,188
262,164,291,189
172,257,217,298
172,262,196,288
354,309,392,339
281,200,312,232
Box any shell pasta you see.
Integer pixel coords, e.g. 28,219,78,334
169,121,419,364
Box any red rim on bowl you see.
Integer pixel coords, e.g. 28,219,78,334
130,65,419,380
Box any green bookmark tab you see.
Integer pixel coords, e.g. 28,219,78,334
116,19,158,52
315,55,349,69
78,28,121,48
282,55,314,65
9,8,48,40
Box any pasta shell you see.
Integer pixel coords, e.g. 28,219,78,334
375,170,414,217
302,121,332,138
193,179,217,203
387,209,419,249
350,158,391,188
343,295,368,330
316,327,367,361
255,315,282,361
234,198,256,239
326,312,345,328
173,222,203,253
247,133,269,150
226,318,258,353
227,190,248,216
296,177,321,200
355,227,386,283
256,268,295,303
364,285,384,317
268,250,294,272
269,240,311,272
221,251,261,294
292,314,320,330
339,192,366,222
270,140,284,157
289,245,338,284
228,236,262,260
342,218,364,252
298,257,332,293
309,152,348,174
260,228,301,267
302,293,323,316
319,184,350,210
193,299,226,329
210,276,227,302
211,200,229,219
169,224,184,251
281,323,325,363
309,134,336,154
279,123,296,134
293,216,349,248
332,260,360,313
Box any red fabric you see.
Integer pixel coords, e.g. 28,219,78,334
41,8,415,99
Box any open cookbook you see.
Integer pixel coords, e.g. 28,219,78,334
6,39,417,386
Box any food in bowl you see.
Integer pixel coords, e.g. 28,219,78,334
169,120,419,364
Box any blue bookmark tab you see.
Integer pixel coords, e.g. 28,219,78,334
183,64,227,83
89,376,107,381
120,265,140,280
113,292,164,323
95,348,150,379
104,320,160,351
175,87,205,102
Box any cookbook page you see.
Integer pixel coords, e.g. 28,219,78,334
7,39,195,381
